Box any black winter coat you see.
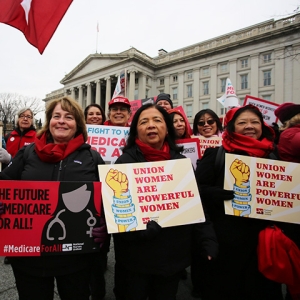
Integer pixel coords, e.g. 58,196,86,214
113,144,218,276
195,147,282,300
0,143,105,276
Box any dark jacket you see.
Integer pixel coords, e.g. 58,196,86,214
195,147,281,300
0,143,105,276
5,126,36,158
113,144,218,276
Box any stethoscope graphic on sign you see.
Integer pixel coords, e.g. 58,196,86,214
46,184,97,241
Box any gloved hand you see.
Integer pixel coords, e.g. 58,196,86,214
142,220,161,240
205,186,234,201
0,202,4,215
0,148,11,164
92,218,108,247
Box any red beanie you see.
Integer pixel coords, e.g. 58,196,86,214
274,102,300,123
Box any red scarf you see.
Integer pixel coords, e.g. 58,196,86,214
222,131,274,158
135,138,170,161
34,133,85,163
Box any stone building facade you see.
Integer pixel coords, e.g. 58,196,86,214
44,13,300,121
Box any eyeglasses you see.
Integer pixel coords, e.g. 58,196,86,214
197,119,215,126
110,107,128,112
19,115,33,119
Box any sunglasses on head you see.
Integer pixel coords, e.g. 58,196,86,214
197,119,215,126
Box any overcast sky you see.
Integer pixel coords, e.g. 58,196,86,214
0,0,298,102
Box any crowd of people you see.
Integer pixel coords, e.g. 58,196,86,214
0,93,299,300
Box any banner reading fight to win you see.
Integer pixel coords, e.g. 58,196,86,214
0,181,102,256
86,125,129,164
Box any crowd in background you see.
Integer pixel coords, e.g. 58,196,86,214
0,92,299,300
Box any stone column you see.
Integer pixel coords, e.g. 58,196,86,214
250,54,259,97
86,83,92,107
229,59,237,87
274,47,284,104
128,70,136,100
193,68,200,113
95,79,101,105
177,72,184,107
292,44,300,104
78,86,83,108
105,77,111,105
164,75,170,94
138,73,146,99
70,88,76,100
210,64,217,112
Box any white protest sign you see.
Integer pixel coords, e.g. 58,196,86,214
98,159,205,233
243,95,279,125
86,125,129,164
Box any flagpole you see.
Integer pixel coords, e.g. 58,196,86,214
96,22,99,53
125,69,127,98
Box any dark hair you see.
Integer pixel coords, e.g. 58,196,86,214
193,109,223,135
169,111,187,139
84,103,106,124
123,104,183,153
226,106,274,141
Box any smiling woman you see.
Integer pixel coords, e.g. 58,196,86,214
192,109,223,138
0,96,107,300
5,107,36,158
193,105,281,300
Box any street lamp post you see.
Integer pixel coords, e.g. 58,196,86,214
3,115,7,136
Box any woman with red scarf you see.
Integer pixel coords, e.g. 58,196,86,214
0,97,107,300
113,103,218,300
195,105,283,300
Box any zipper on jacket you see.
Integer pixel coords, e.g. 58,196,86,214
57,160,63,181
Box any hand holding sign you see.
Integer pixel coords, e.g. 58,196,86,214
105,169,129,198
92,218,108,248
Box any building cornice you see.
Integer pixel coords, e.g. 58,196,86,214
153,13,300,68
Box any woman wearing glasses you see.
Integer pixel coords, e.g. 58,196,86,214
5,108,36,159
192,109,223,138
103,96,131,127
3,108,36,265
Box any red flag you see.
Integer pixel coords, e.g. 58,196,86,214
0,0,73,54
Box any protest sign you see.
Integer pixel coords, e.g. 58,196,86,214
98,158,205,233
176,138,201,170
0,181,102,256
224,153,300,224
86,125,129,164
193,136,222,158
128,97,156,123
243,95,279,125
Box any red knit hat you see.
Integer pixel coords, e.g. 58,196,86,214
109,96,131,108
274,102,300,123
224,105,261,127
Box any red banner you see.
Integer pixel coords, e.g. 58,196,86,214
0,181,101,256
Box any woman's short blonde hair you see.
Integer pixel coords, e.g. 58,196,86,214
38,96,87,141
280,113,300,131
